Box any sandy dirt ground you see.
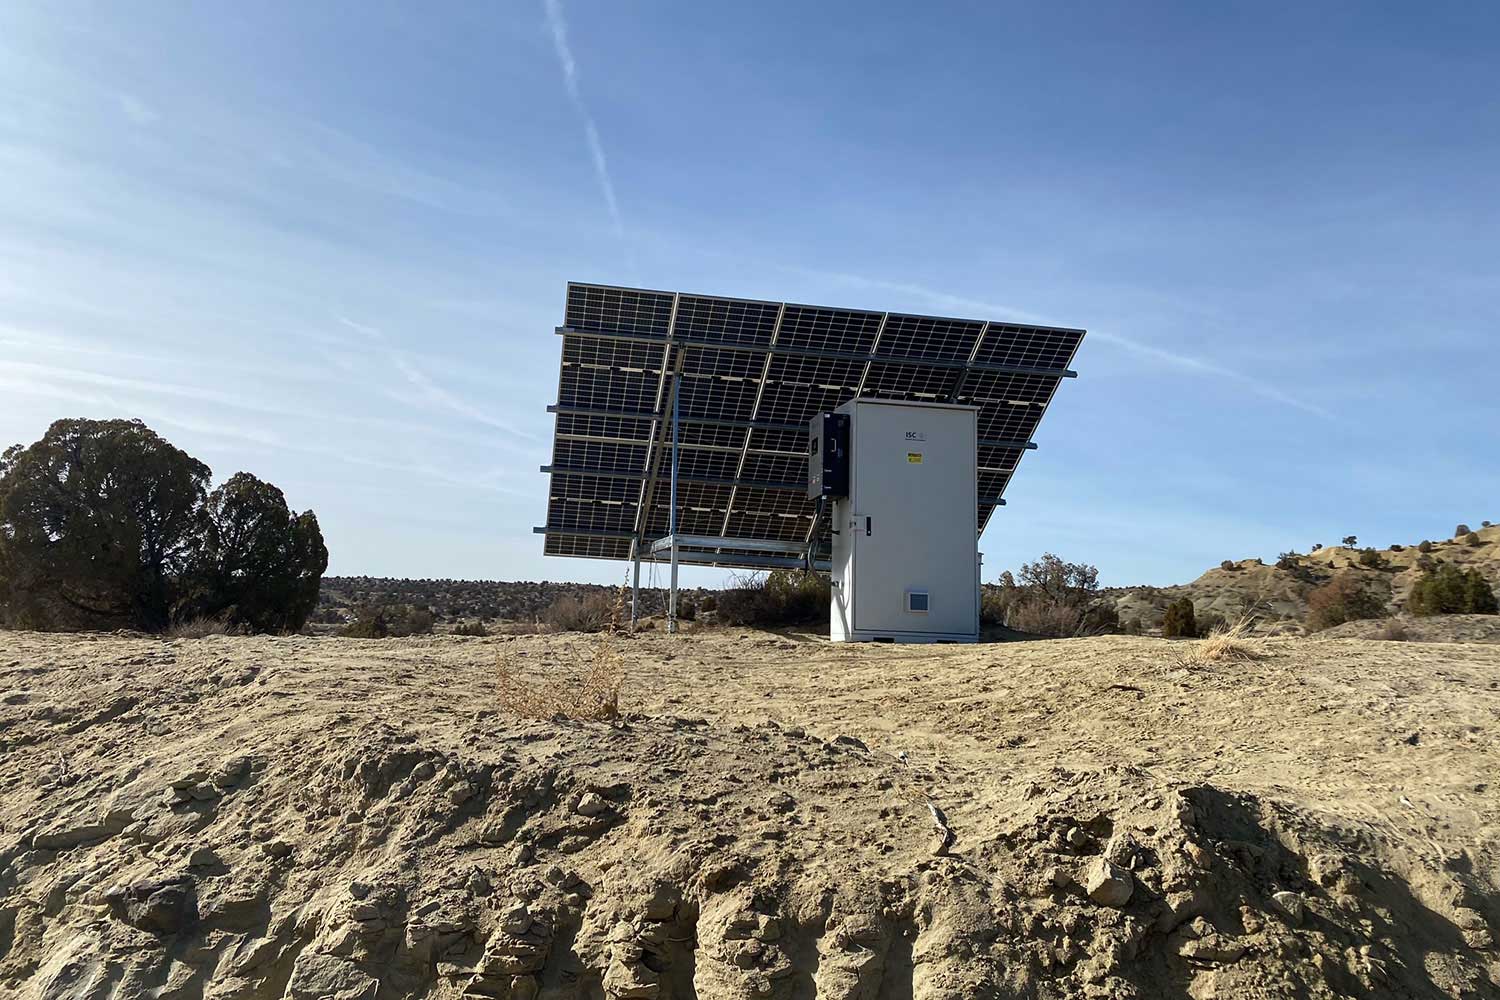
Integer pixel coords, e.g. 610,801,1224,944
2,627,1499,999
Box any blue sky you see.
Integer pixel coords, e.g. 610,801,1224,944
1,2,1496,587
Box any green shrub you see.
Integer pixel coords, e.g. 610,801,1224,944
716,571,829,626
1417,540,1433,553
979,586,1007,626
1341,535,1358,548
1455,524,1471,537
1466,532,1483,548
1357,548,1383,568
1220,560,1237,572
698,594,718,613
1123,617,1143,636
1162,597,1197,639
341,603,435,638
1389,544,1404,552
1406,566,1498,616
1276,551,1301,570
1305,572,1385,632
1196,611,1227,636
989,554,1117,637
1471,576,1499,614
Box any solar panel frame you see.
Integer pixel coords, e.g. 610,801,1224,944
540,282,1084,567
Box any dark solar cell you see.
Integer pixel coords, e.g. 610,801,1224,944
551,473,639,504
971,402,1044,443
565,284,674,336
674,423,747,450
977,446,1024,472
673,295,780,346
557,365,658,413
669,447,742,482
740,453,804,486
643,482,732,537
972,324,1083,371
878,314,984,362
545,534,633,560
978,469,1013,498
863,362,961,400
546,499,638,534
645,505,726,537
777,305,884,353
756,381,851,427
963,369,1062,406
724,508,812,542
681,345,764,379
561,334,665,371
732,486,811,517
552,440,647,475
555,412,653,445
747,427,809,454
677,373,758,422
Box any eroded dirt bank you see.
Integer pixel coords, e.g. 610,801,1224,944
2,629,1498,998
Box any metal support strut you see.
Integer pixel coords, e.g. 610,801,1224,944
667,372,681,634
630,554,641,629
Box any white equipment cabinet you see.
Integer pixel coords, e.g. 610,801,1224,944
826,399,979,643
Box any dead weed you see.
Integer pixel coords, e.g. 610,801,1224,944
496,587,627,720
1180,614,1266,666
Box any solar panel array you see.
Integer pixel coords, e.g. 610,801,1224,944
539,283,1083,568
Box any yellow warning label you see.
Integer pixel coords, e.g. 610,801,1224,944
907,452,923,464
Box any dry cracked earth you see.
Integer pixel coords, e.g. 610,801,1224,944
2,627,1499,999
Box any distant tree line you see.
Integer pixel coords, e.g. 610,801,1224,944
316,576,713,625
0,418,326,633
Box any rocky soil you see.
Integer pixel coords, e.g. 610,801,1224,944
1312,615,1500,644
2,627,1499,998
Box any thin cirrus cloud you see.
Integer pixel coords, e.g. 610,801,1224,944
0,363,523,494
0,370,284,449
334,315,537,439
543,0,623,241
0,325,539,453
116,93,159,126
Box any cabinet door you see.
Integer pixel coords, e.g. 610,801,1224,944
851,404,976,635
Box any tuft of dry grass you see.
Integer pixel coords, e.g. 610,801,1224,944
1179,614,1265,666
166,616,235,640
495,586,628,721
1376,618,1410,642
493,622,551,636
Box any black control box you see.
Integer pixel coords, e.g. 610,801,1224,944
806,412,850,499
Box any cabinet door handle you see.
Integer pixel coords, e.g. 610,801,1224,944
865,516,872,537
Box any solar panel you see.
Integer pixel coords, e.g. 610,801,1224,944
538,282,1084,570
